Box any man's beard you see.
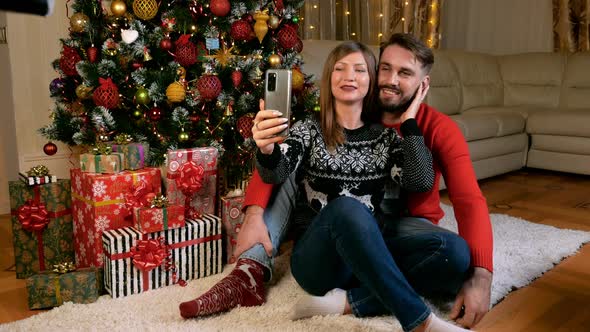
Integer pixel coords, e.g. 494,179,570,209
378,87,418,115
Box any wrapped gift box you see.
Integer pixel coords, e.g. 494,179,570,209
112,143,149,170
134,205,185,234
102,214,223,298
71,168,161,268
220,195,245,263
80,153,124,174
19,173,58,186
166,147,218,217
26,267,102,309
9,180,74,279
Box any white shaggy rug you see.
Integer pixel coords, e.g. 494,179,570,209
2,204,590,332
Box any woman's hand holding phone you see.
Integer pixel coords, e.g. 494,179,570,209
252,99,289,155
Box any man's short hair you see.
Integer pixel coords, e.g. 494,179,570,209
380,33,434,74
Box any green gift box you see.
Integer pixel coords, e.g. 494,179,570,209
26,267,103,309
79,153,124,173
112,143,149,170
9,180,74,279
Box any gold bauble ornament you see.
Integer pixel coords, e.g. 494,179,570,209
111,0,127,17
253,10,270,43
292,68,305,91
135,87,151,105
166,81,186,103
178,128,189,142
70,12,89,33
268,15,280,29
133,0,159,21
133,108,143,118
268,53,281,67
75,84,93,99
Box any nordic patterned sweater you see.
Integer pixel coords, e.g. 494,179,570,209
256,116,435,217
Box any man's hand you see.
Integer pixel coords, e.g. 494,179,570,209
449,267,492,328
232,205,273,260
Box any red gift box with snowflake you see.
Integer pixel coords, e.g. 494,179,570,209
70,168,161,268
166,147,218,219
134,205,185,234
220,194,245,264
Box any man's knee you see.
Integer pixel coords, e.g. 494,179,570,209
442,235,471,275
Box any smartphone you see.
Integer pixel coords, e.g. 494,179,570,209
264,69,292,137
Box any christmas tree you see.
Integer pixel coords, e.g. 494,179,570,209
40,0,318,192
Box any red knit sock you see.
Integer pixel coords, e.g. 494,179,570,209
179,258,266,318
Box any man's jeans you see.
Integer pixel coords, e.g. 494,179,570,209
290,197,470,332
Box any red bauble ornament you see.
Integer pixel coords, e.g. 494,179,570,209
278,25,298,49
189,0,203,19
293,37,303,53
87,46,98,63
160,37,173,51
230,19,253,42
196,75,222,101
132,61,144,70
59,46,82,76
175,34,197,67
209,0,230,17
93,77,120,109
149,107,162,121
275,0,284,11
237,114,255,139
43,142,58,156
189,113,200,123
231,70,243,87
242,13,253,23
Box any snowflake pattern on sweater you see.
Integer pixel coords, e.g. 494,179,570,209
256,117,434,214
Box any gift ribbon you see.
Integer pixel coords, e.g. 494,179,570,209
131,238,168,291
26,165,50,177
54,276,63,305
13,186,52,271
124,179,156,220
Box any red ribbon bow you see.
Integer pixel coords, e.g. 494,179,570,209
131,239,168,272
174,161,204,218
124,179,156,218
17,200,50,232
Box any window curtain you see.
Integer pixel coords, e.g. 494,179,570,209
299,0,443,48
553,0,590,51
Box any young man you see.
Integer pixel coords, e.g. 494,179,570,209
180,33,493,330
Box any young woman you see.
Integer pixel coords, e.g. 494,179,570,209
253,41,460,332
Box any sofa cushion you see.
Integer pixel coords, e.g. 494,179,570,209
461,106,556,119
447,51,503,112
428,50,461,116
451,111,525,141
530,134,590,155
526,110,590,137
561,52,590,109
499,53,565,108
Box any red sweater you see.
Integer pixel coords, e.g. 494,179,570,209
244,104,494,272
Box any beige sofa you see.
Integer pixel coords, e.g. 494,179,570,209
301,40,590,180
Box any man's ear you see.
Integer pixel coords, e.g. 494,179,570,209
421,75,431,87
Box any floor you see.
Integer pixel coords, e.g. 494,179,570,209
1,168,589,330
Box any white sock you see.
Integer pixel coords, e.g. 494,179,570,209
290,288,347,320
424,313,471,332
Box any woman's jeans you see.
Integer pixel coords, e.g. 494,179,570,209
240,173,298,280
290,197,470,332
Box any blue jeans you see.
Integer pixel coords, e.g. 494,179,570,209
240,172,298,281
290,197,470,332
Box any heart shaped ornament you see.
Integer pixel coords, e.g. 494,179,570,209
121,29,139,44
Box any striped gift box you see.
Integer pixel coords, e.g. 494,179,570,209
102,214,223,298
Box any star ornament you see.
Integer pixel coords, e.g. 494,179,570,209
206,44,235,67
